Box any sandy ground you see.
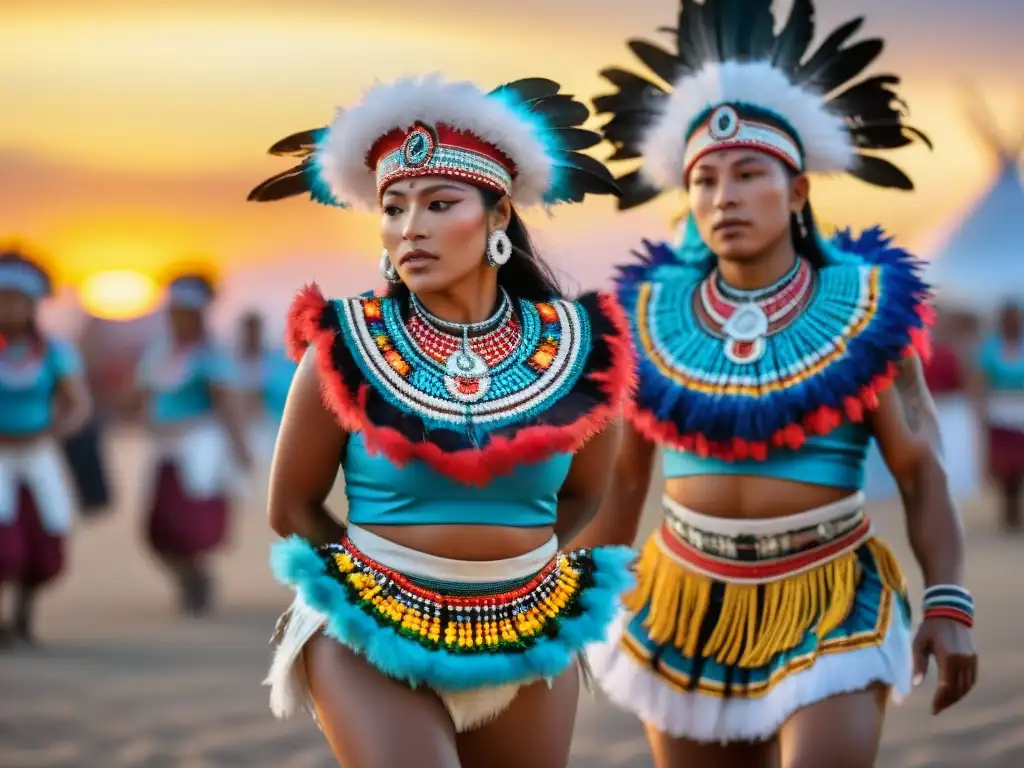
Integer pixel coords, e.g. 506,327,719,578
1,427,1022,767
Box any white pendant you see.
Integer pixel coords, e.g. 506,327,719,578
443,348,491,403
722,302,769,342
722,303,768,365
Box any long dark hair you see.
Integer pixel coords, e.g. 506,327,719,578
0,249,50,347
385,187,566,302
791,201,829,269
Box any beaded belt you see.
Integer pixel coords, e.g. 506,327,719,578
321,534,590,653
659,503,872,583
663,505,867,562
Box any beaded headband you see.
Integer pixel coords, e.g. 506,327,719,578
0,261,49,299
683,103,804,179
249,74,620,210
370,122,516,201
167,277,214,310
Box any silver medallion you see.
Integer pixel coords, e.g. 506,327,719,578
443,346,491,403
722,302,769,342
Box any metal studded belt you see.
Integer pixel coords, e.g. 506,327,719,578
662,505,867,563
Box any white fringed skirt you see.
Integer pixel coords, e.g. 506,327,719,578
586,493,913,744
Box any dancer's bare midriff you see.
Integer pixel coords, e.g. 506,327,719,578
664,475,852,520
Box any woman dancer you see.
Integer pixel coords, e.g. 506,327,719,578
136,274,252,615
248,75,635,767
0,251,91,644
577,2,978,765
976,301,1024,530
235,311,296,466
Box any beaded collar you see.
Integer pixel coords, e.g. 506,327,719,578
696,258,814,364
286,285,634,486
407,289,522,405
614,228,932,461
0,338,46,390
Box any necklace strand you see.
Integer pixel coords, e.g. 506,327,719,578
715,257,802,302
409,288,511,336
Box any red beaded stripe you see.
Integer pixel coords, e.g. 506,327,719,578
923,607,974,627
406,313,521,367
700,258,814,335
340,535,559,607
658,517,872,581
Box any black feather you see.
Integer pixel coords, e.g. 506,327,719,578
803,39,884,95
598,67,668,95
247,164,310,202
548,157,622,202
267,128,326,157
528,94,590,128
677,0,719,67
792,16,864,85
627,39,685,85
850,121,932,151
614,169,663,210
714,0,774,62
849,154,914,190
772,0,815,72
827,75,903,120
488,78,561,106
608,145,644,162
601,112,660,147
551,127,603,151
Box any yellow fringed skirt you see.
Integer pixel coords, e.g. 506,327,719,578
586,494,915,742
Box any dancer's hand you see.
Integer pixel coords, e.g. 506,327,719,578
912,618,978,714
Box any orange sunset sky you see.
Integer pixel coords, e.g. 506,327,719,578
2,0,1023,319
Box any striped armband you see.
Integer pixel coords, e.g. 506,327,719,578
922,585,974,628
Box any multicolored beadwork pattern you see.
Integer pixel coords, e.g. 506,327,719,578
614,227,932,460
376,143,514,200
321,535,593,653
334,295,590,438
271,531,636,690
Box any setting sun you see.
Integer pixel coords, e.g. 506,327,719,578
79,270,160,321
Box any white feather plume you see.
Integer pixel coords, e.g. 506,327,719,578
640,61,855,190
318,74,552,209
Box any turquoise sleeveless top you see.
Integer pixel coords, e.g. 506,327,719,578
978,336,1024,391
664,422,872,489
344,432,572,527
286,286,632,528
0,337,81,436
137,339,237,425
614,230,931,485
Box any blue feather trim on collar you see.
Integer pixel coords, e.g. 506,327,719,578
614,227,933,461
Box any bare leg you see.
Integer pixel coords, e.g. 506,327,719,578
776,684,888,768
645,725,777,768
456,667,580,768
303,631,462,768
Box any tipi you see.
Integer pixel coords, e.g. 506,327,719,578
921,94,1024,312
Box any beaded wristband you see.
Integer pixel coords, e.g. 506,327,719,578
922,585,974,628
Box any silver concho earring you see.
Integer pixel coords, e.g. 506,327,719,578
379,249,401,283
486,229,512,268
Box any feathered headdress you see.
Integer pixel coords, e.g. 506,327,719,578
594,0,931,209
248,75,620,209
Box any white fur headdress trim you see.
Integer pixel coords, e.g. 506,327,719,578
318,74,552,208
640,61,855,190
